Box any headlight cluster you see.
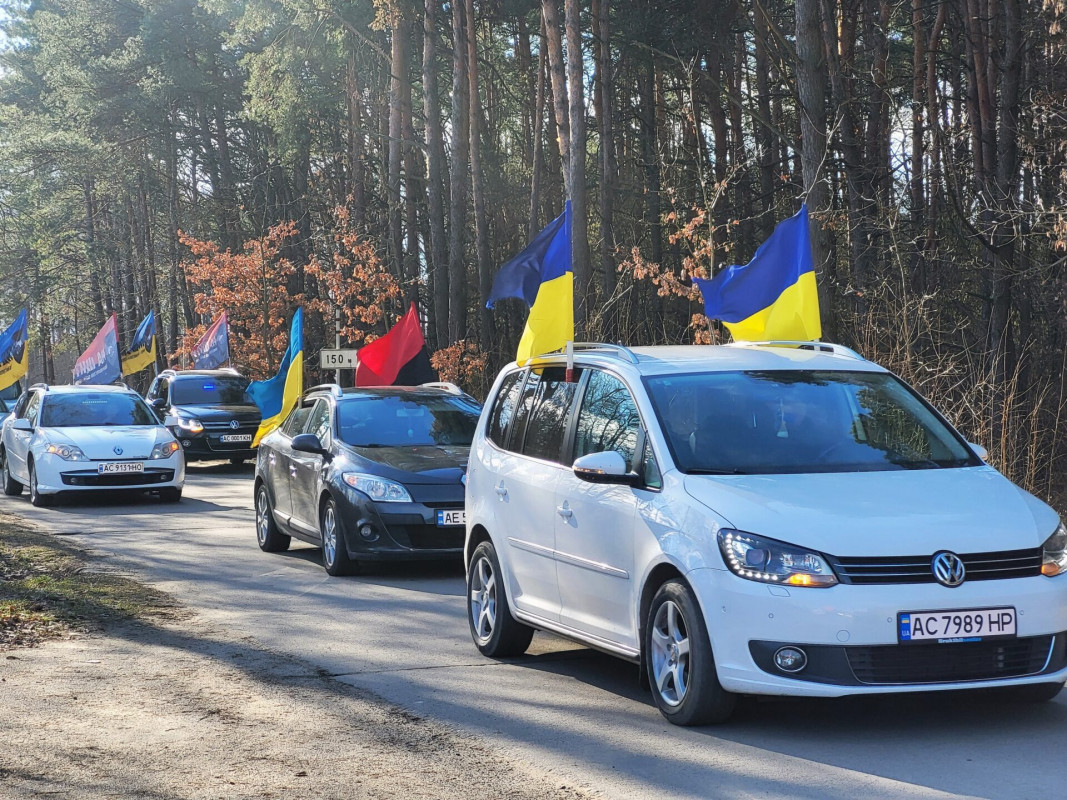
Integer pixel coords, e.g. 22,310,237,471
343,473,412,503
176,417,204,434
45,444,88,462
717,529,838,588
1041,522,1067,577
150,441,181,460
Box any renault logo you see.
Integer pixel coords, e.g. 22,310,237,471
932,551,966,587
230,420,240,429
113,446,123,455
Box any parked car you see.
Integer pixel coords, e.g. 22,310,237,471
464,342,1067,726
254,382,481,575
146,369,261,464
0,383,185,505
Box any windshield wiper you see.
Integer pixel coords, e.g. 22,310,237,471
687,467,749,475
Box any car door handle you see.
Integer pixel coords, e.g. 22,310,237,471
556,505,573,519
289,465,297,476
495,483,508,500
269,453,276,465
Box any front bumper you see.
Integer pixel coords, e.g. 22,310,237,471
36,453,186,494
335,484,464,561
687,566,1067,697
171,429,256,462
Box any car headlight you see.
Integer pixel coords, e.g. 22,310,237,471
150,441,181,460
717,529,838,587
1041,523,1067,577
342,473,412,503
176,417,204,434
45,444,88,462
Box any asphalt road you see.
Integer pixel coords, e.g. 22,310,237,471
7,463,1063,800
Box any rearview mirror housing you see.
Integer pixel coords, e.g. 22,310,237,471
572,451,642,487
12,418,31,432
292,433,330,458
968,441,989,462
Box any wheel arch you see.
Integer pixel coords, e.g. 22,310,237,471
466,524,492,569
638,561,691,656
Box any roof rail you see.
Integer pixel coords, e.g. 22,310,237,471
729,340,866,361
306,383,344,397
420,381,465,396
29,382,49,391
568,342,640,364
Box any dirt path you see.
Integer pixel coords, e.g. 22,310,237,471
0,614,596,799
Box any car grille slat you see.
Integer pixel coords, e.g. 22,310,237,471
827,547,1042,585
846,635,1054,684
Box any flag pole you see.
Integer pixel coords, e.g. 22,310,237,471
565,340,574,383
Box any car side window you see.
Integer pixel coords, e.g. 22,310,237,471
23,392,41,426
281,402,315,437
306,399,332,444
12,392,29,419
506,369,544,454
573,371,641,469
486,370,524,448
157,378,170,405
521,367,584,463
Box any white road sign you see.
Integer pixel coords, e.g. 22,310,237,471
319,348,359,369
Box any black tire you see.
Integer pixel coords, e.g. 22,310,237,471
255,484,290,553
467,540,534,657
321,498,356,576
994,682,1064,704
644,580,736,726
28,460,53,508
159,487,182,503
1,449,23,497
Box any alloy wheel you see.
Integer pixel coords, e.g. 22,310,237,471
29,464,38,504
469,555,497,643
256,489,270,546
650,599,691,707
322,503,337,567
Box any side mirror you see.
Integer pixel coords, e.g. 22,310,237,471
12,418,32,432
968,442,989,462
573,451,641,487
163,415,181,428
151,397,167,410
292,433,330,458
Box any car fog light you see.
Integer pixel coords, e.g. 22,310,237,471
774,647,807,673
359,524,378,541
181,440,191,448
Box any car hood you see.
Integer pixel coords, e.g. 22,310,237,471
173,403,261,422
44,426,171,460
682,466,1060,556
344,444,469,484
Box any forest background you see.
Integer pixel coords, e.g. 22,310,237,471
1,0,1065,507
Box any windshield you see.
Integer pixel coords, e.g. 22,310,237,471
337,394,481,448
645,370,978,475
171,376,251,405
40,393,159,428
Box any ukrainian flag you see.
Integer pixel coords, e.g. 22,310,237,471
121,311,157,376
487,202,573,364
248,308,303,446
693,204,821,341
0,308,29,391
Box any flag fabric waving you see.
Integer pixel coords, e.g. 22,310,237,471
693,204,821,342
121,311,157,376
74,314,122,385
487,201,573,364
192,312,230,369
247,308,303,446
0,309,29,391
354,303,438,387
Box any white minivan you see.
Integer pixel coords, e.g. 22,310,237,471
463,342,1067,725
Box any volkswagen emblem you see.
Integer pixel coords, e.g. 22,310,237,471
113,446,123,456
230,420,240,430
932,551,966,587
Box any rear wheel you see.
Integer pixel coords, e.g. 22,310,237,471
467,540,534,657
255,484,290,552
645,580,736,726
321,498,356,576
1,449,23,496
28,461,53,508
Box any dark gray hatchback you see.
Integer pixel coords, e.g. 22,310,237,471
253,383,481,575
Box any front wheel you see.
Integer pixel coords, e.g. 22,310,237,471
1,449,23,496
321,498,356,576
255,484,290,553
28,461,53,508
467,540,534,657
645,580,736,726
159,487,182,503
229,457,246,466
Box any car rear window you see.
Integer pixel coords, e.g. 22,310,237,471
337,394,481,448
170,376,251,405
40,393,159,428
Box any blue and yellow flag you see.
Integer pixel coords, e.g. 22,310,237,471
0,309,29,391
248,308,303,446
487,202,573,364
121,311,157,376
694,204,821,341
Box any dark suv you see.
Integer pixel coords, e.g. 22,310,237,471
146,369,262,464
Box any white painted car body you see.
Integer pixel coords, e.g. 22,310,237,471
0,384,185,499
466,343,1067,699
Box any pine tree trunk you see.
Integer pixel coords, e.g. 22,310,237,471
465,0,494,349
422,0,449,350
447,0,471,343
541,0,570,195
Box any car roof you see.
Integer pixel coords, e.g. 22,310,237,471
37,384,138,394
523,342,889,377
165,370,245,378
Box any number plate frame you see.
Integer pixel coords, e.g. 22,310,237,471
897,606,1017,644
98,462,145,475
220,434,253,444
436,509,466,527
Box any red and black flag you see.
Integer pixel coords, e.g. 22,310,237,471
354,303,438,387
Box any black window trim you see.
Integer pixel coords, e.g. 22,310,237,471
484,367,527,453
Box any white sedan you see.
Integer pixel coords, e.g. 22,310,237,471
0,383,185,506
